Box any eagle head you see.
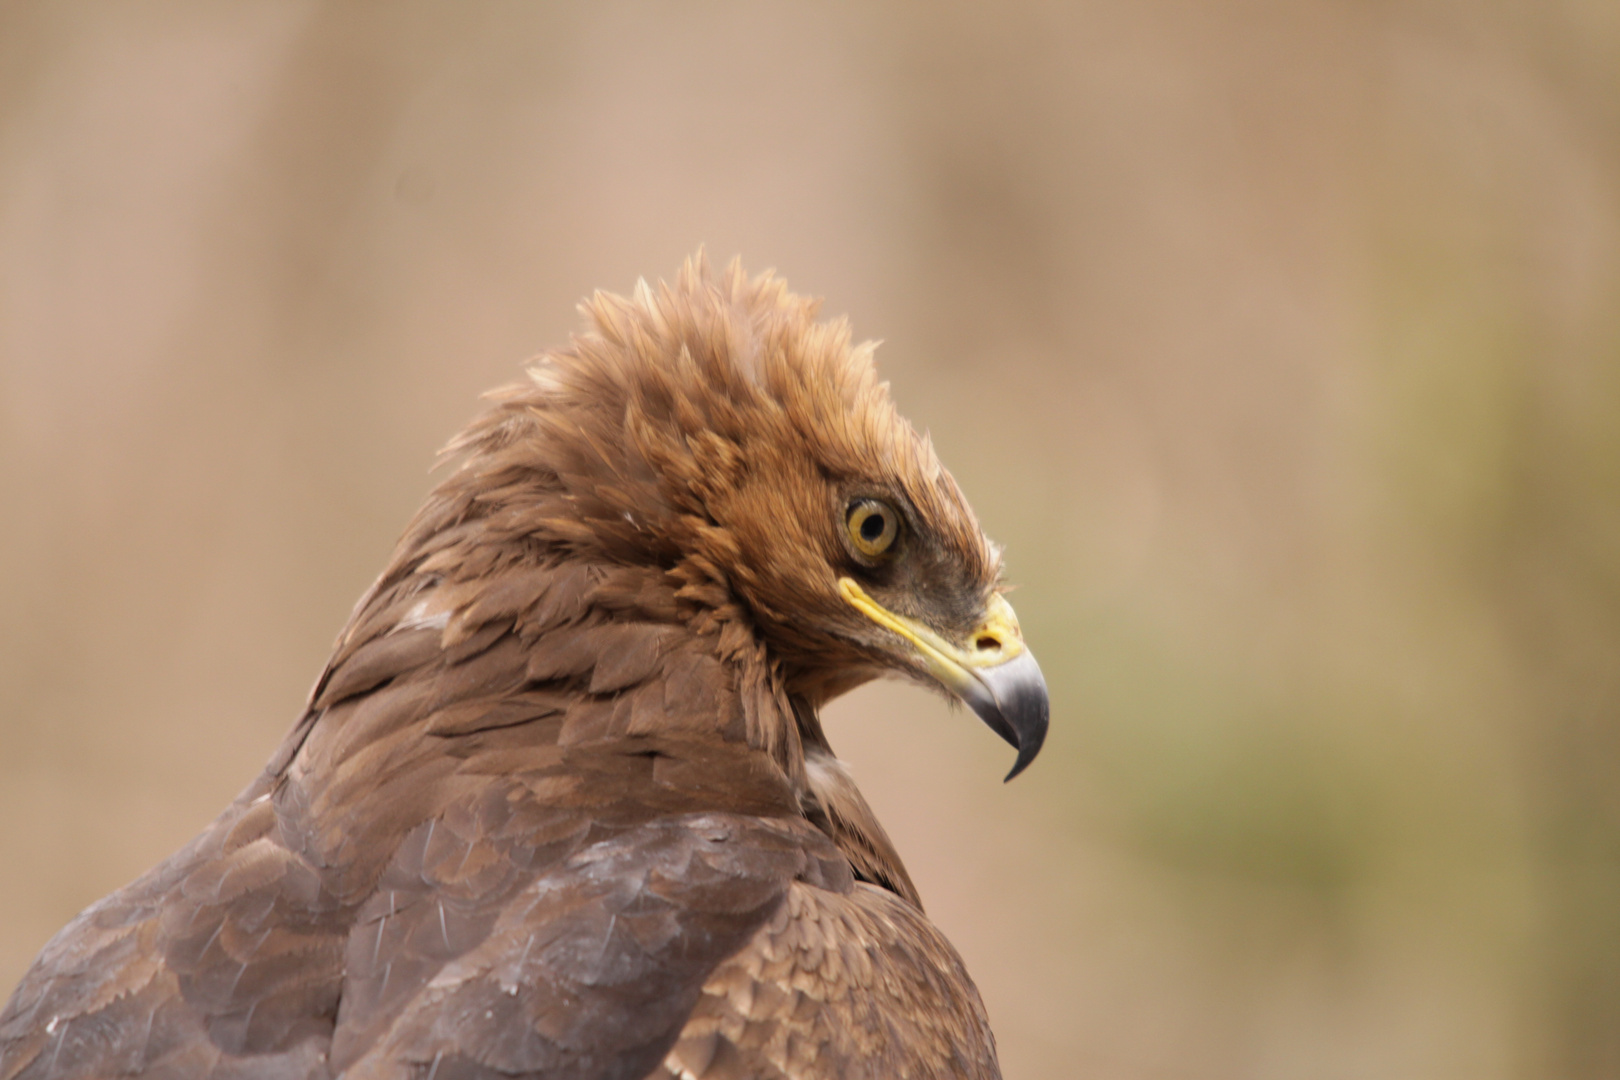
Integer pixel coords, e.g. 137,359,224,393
445,255,1048,779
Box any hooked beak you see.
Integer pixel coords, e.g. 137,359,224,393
838,579,1050,780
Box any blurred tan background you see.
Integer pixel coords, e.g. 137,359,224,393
2,2,1618,1077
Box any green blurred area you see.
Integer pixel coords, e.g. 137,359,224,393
1,2,1617,1077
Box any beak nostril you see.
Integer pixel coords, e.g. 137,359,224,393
976,636,1001,652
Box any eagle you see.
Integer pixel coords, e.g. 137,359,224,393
0,257,1049,1080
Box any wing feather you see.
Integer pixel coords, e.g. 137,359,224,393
339,815,847,1080
653,882,999,1080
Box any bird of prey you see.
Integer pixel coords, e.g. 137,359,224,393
0,257,1049,1080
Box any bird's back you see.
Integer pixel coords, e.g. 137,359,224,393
0,738,996,1080
0,555,997,1080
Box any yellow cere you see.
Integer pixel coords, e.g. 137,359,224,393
837,577,1026,688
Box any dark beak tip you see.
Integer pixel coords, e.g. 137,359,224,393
1003,723,1047,782
1001,694,1049,781
964,649,1050,783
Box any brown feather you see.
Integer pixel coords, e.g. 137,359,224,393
0,255,1010,1080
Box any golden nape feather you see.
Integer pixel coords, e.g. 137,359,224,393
0,256,1048,1080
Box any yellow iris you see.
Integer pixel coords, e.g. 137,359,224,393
846,499,899,558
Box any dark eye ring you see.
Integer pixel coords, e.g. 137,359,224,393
845,499,900,559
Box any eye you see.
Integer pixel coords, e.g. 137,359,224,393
845,498,900,559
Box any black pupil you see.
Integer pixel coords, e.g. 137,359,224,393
860,511,886,543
